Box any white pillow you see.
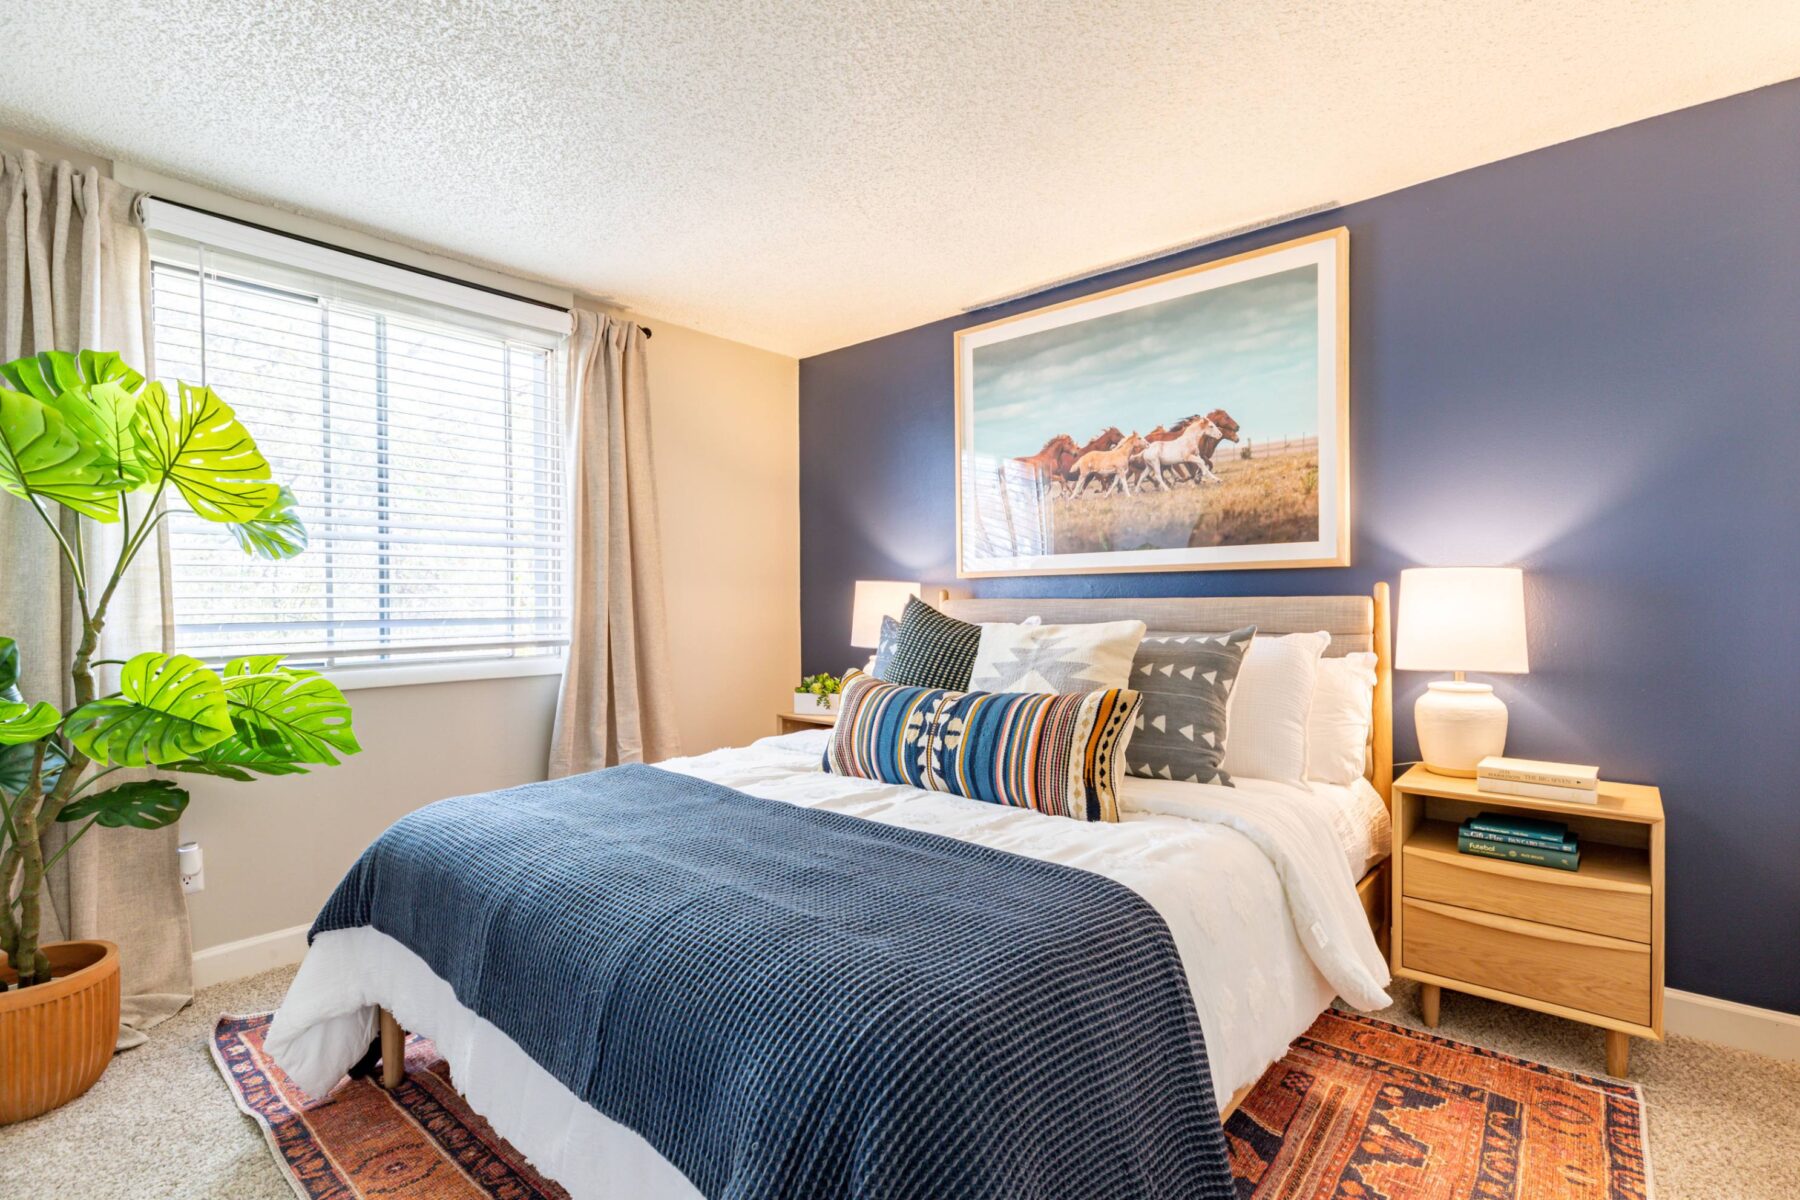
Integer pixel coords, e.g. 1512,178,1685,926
1220,630,1329,784
967,619,1146,693
1307,652,1378,786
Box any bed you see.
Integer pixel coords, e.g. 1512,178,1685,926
268,587,1396,1200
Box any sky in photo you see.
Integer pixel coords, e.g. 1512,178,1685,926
971,264,1320,458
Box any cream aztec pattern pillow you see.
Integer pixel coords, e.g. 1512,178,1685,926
967,619,1147,694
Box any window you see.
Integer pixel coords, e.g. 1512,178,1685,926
145,203,569,679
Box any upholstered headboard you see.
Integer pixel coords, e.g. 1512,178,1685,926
937,584,1394,803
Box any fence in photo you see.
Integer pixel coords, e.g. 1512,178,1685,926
1211,434,1317,463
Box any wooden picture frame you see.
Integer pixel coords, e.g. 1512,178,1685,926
954,228,1350,578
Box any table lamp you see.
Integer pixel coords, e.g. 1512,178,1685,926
850,580,921,649
1396,567,1529,777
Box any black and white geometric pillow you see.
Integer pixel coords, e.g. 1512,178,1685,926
883,597,983,691
1122,625,1256,786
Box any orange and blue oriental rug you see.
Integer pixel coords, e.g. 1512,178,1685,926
1226,1010,1652,1199
213,1008,1651,1199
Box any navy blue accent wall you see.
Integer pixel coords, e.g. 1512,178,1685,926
799,79,1800,1014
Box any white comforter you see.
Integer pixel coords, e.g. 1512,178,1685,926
269,732,1390,1200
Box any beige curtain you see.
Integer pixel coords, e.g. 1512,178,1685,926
0,149,192,1048
548,310,680,776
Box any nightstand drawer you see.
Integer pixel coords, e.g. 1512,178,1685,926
1401,898,1651,1025
1402,831,1651,942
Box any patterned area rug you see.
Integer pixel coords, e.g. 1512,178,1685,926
1227,1011,1653,1199
213,1013,567,1199
214,1008,1651,1199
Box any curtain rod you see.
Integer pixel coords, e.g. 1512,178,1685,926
146,196,649,338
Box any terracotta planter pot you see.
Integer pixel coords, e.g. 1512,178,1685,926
0,940,120,1126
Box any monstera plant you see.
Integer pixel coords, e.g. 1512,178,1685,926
0,349,359,994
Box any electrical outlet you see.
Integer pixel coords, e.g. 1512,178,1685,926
178,842,205,895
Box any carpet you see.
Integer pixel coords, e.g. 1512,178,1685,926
214,1008,1652,1199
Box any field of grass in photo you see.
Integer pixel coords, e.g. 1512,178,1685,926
1045,452,1319,553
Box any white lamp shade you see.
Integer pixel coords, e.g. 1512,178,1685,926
850,580,921,648
1396,567,1529,674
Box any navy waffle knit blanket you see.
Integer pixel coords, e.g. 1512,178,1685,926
311,763,1233,1199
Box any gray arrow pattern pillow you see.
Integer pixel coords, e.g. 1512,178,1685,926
1123,626,1256,786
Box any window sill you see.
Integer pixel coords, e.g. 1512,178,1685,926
324,656,565,692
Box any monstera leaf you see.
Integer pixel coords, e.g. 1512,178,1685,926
2,351,148,490
63,652,233,766
0,699,59,745
0,349,145,402
220,656,359,765
0,740,64,798
50,379,148,489
0,636,20,702
57,779,189,829
0,386,122,520
229,485,308,559
0,638,63,793
134,381,278,521
157,756,254,782
181,730,312,777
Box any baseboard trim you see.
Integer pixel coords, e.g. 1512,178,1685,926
189,927,1800,1062
1664,988,1800,1062
192,923,312,991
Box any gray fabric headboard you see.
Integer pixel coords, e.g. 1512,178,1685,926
936,588,1394,802
937,594,1373,656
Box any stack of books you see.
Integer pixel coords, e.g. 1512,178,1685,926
1457,812,1580,871
1476,756,1599,804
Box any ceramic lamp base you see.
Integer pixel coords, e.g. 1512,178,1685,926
1415,680,1508,777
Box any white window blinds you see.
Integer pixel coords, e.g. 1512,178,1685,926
145,207,570,672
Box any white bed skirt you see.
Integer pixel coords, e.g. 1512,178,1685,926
267,926,703,1200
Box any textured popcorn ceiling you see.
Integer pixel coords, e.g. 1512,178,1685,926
2,2,1796,357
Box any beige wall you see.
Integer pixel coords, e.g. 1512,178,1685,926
637,315,800,755
181,673,561,950
183,313,798,954
1,136,801,954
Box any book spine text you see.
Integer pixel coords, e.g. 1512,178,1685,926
1458,833,1580,871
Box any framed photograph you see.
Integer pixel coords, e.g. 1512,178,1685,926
954,228,1349,577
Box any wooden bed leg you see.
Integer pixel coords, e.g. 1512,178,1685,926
1605,1030,1631,1077
1420,983,1441,1029
378,1007,406,1089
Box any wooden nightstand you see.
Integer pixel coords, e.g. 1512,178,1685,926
774,710,837,736
1389,764,1664,1076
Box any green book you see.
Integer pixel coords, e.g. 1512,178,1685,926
1457,831,1580,872
1459,819,1576,853
1466,812,1574,846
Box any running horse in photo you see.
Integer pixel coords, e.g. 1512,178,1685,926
1010,433,1080,490
1010,428,1124,496
1066,431,1148,497
1137,415,1224,490
1197,408,1240,472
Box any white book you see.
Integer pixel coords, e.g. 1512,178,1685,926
1477,776,1599,804
1476,755,1598,790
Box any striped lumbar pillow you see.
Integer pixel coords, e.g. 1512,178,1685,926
823,669,1141,822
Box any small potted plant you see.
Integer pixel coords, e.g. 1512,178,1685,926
792,673,842,715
